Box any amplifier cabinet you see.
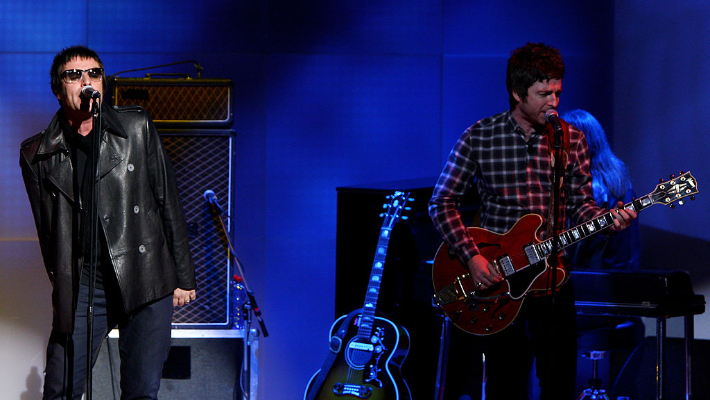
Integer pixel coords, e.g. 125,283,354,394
111,77,233,128
160,129,238,329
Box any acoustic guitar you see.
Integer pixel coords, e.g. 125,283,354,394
305,191,413,400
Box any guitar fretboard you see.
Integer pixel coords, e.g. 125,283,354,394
533,196,645,261
356,192,410,341
356,227,391,340
534,170,697,261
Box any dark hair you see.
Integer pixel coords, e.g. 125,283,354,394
561,109,632,204
50,45,106,96
506,42,565,109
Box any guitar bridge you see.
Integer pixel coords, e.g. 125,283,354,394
432,274,470,305
333,383,373,399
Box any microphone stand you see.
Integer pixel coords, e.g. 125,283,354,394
544,120,564,395
206,199,268,400
86,95,102,400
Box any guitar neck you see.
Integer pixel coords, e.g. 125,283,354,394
355,191,410,341
356,228,391,339
536,194,652,258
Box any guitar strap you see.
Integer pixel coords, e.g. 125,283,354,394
305,308,361,400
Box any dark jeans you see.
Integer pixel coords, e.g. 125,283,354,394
43,283,173,400
481,282,578,400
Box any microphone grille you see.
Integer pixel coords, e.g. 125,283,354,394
544,109,559,122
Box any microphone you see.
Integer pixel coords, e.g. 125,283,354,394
81,85,101,100
203,189,218,205
545,109,563,133
203,189,224,214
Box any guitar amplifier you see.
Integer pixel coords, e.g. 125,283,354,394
110,77,233,128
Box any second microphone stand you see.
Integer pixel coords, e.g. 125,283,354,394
206,196,268,400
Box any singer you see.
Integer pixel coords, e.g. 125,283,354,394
429,42,636,400
19,45,196,399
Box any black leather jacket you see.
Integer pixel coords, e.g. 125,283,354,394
20,105,195,333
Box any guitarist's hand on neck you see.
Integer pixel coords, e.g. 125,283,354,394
468,254,502,290
610,200,637,231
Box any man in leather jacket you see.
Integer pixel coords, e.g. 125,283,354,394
19,45,196,399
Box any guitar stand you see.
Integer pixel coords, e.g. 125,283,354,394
576,351,610,400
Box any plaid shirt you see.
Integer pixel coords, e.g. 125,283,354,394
429,109,603,267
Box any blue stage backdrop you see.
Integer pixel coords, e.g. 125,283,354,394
1,1,708,400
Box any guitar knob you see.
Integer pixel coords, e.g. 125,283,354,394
485,326,493,333
470,317,478,325
482,305,490,313
498,313,506,321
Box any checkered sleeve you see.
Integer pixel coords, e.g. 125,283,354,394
429,127,481,264
565,126,605,224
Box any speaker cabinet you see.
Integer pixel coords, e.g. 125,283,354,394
111,78,233,128
160,130,237,329
93,337,245,399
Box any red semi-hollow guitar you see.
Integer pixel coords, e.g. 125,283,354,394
432,171,698,336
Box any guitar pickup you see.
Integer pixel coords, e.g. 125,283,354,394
494,255,515,276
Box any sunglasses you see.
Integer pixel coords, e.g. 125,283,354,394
60,68,104,83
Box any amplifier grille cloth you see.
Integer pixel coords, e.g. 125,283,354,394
114,84,231,123
162,133,234,327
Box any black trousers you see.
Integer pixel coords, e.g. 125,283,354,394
481,282,578,400
443,282,578,400
43,283,173,400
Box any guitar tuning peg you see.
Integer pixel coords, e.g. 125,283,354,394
659,178,665,183
401,216,409,221
404,206,412,211
679,170,685,175
379,213,385,217
669,204,676,209
691,195,696,201
678,199,685,206
670,174,675,179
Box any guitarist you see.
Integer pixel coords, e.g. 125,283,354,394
428,43,637,400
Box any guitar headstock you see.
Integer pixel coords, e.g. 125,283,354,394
651,171,698,208
380,191,413,229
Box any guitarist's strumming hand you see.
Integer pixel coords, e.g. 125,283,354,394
468,254,502,290
610,200,637,231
